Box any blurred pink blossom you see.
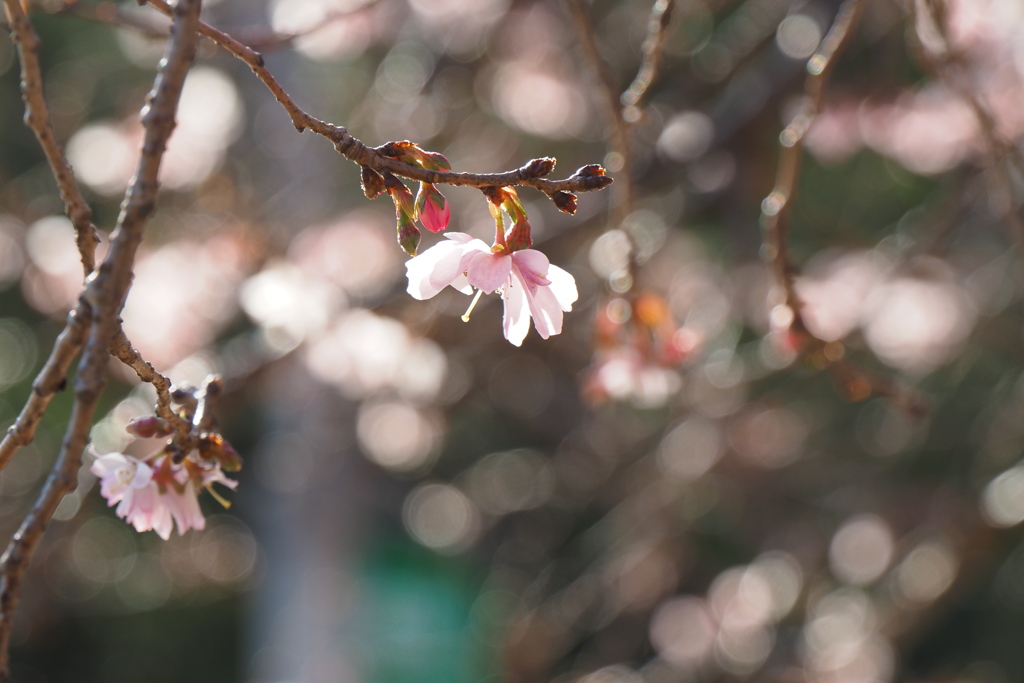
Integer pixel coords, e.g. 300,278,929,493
91,450,237,540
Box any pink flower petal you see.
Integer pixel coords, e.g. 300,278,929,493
465,250,512,293
546,264,578,311
405,239,470,300
502,274,532,346
510,250,551,290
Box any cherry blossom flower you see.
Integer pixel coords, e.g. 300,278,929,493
91,451,173,538
405,232,578,346
91,450,236,540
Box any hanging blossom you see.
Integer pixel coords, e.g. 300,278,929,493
405,187,578,346
90,417,240,540
582,293,701,406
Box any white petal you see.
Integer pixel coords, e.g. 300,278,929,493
502,277,531,346
90,452,131,478
405,240,469,300
130,461,154,489
546,264,578,311
525,281,563,339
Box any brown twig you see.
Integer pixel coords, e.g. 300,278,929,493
908,0,1024,249
0,0,203,675
756,0,924,410
0,310,89,473
759,0,863,325
108,327,193,455
621,0,674,110
143,0,612,209
565,0,633,226
3,0,100,275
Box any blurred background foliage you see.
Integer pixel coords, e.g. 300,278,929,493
2,0,1024,681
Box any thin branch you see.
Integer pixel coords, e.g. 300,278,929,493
759,0,863,323
0,309,88,473
108,328,193,454
908,0,1024,249
621,0,674,110
143,0,612,208
3,0,100,274
755,0,924,410
0,0,203,674
566,0,632,225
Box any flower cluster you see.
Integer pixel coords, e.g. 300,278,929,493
583,293,700,406
90,417,240,540
404,186,578,346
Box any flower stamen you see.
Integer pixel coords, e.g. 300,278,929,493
462,289,484,322
206,485,232,509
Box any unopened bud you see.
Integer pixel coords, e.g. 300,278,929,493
398,216,421,256
576,164,606,177
361,166,386,199
505,218,533,252
125,416,172,439
549,191,578,214
523,157,556,177
377,140,418,160
384,172,417,217
416,182,451,233
421,150,451,172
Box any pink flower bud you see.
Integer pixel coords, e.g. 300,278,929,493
416,183,451,233
125,416,172,439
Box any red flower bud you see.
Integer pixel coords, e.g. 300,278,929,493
125,416,172,439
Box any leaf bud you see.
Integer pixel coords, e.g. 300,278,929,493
523,157,556,177
549,191,578,214
360,166,386,199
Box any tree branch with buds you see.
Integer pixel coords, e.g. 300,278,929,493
0,0,203,675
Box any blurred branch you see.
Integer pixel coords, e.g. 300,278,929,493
759,0,863,318
757,0,928,413
59,0,382,51
0,0,203,675
55,0,171,38
228,0,382,51
3,0,100,275
0,311,88,473
143,0,612,209
621,0,674,110
908,0,1024,249
566,0,633,224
